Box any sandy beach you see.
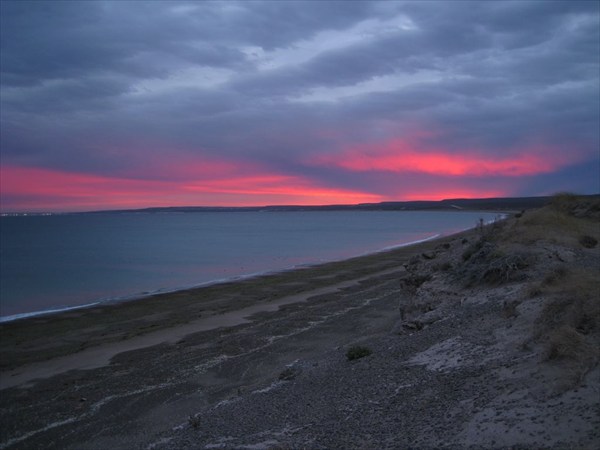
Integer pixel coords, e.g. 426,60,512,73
1,197,599,449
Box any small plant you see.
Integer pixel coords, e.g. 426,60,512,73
401,274,431,291
579,235,598,249
477,217,485,235
525,282,542,298
480,254,529,285
434,261,452,272
542,266,568,286
278,367,298,381
502,300,520,319
462,239,486,261
188,414,201,429
346,345,371,361
544,326,592,362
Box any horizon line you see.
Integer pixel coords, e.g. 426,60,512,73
4,193,598,216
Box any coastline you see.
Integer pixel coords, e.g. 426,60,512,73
0,227,470,376
0,231,444,325
0,210,507,325
1,201,598,449
0,209,505,324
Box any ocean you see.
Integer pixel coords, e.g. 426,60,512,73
0,210,500,321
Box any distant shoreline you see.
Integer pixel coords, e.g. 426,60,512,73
2,193,583,216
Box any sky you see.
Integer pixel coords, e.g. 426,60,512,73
1,0,599,212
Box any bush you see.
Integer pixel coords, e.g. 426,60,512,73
462,239,487,261
544,325,598,365
346,346,371,361
579,235,598,249
434,261,453,272
278,367,299,381
401,273,432,292
188,415,201,429
502,300,520,319
542,266,568,286
479,254,529,285
457,240,529,287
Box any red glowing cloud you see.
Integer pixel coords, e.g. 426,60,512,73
0,164,382,213
2,131,581,213
314,138,579,177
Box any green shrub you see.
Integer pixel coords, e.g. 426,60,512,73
188,415,201,429
542,266,568,286
346,346,371,361
278,367,298,381
579,235,598,249
543,325,598,364
462,239,486,261
434,261,452,272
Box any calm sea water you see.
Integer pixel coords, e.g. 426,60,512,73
0,211,499,321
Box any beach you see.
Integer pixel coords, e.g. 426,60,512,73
1,198,599,449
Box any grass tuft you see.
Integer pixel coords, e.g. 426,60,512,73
549,192,579,213
532,267,600,386
188,415,201,429
579,235,598,249
544,326,588,361
278,367,299,381
346,345,372,361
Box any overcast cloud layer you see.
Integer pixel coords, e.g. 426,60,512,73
1,1,598,212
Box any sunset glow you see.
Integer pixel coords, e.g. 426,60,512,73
313,140,579,177
0,165,383,212
1,1,598,212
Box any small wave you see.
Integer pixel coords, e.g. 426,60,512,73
0,302,100,324
377,234,441,252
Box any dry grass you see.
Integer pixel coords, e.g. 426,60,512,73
526,266,569,298
544,326,598,364
579,235,598,249
549,192,580,212
507,208,586,246
534,268,599,336
492,194,600,386
498,194,599,248
455,239,530,287
533,267,600,384
455,195,597,287
346,346,372,361
543,325,599,387
502,299,520,319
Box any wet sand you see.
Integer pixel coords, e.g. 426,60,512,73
0,230,458,389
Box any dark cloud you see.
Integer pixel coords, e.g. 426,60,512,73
1,0,598,210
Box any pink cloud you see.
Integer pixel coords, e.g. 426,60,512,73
0,163,382,212
312,138,579,177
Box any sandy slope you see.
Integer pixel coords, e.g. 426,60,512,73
0,201,598,449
